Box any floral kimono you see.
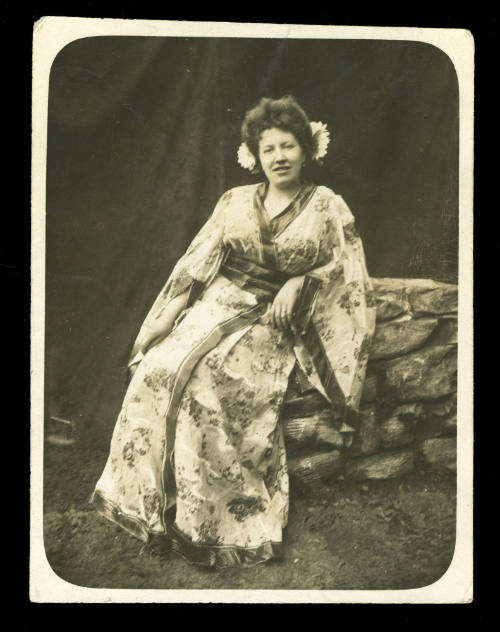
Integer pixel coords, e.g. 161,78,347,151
91,182,376,567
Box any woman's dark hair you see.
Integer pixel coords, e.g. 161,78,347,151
241,95,314,172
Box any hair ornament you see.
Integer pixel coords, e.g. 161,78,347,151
310,121,331,163
237,142,256,171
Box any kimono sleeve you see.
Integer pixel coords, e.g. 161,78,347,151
161,190,230,303
293,192,377,427
129,190,231,361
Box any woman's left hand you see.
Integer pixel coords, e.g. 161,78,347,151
271,275,304,331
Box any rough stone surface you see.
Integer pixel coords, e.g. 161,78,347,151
427,316,458,346
289,450,344,489
371,316,438,360
418,413,457,439
360,372,378,403
350,404,379,456
406,281,458,317
393,403,426,421
372,278,458,318
376,344,457,401
284,410,344,454
373,279,409,321
424,395,457,418
282,391,329,419
420,438,456,473
379,417,415,448
345,449,415,480
441,414,457,435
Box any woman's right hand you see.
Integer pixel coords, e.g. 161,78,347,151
128,363,139,381
137,290,190,354
127,330,164,382
132,317,176,358
127,289,190,383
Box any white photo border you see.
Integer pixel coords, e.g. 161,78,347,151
31,18,474,604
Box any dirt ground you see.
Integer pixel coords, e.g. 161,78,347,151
43,444,456,591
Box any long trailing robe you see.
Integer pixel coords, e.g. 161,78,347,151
91,182,376,566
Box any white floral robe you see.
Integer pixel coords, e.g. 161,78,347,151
91,182,376,567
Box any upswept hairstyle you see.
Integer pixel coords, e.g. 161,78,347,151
241,95,314,173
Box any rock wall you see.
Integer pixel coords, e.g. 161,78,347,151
286,277,458,489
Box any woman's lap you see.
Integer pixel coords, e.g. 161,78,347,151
95,292,295,550
173,322,292,548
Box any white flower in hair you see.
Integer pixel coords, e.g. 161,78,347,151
310,121,331,162
237,142,256,171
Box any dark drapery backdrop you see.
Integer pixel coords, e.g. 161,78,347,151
45,37,459,447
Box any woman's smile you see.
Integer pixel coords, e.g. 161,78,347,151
258,127,305,190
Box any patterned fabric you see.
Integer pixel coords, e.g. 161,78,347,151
91,182,376,566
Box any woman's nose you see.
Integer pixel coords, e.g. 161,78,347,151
275,149,285,161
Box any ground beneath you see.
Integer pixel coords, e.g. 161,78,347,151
43,444,456,591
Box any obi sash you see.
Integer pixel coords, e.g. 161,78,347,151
220,252,294,303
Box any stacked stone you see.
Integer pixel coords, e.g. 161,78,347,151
286,278,458,488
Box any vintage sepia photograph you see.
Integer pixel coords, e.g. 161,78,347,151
31,19,473,603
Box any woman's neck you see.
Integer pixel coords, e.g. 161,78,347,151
266,181,302,202
264,181,303,219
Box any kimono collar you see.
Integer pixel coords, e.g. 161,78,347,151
255,181,317,238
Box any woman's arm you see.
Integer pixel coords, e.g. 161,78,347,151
128,191,231,365
130,289,190,362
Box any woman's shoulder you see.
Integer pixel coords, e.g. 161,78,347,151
314,184,344,203
223,183,260,197
313,185,355,223
216,183,259,208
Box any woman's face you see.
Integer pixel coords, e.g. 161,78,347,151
258,127,305,190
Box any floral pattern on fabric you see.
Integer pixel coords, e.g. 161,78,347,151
93,182,375,564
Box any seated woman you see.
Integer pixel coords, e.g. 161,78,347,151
91,95,376,567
